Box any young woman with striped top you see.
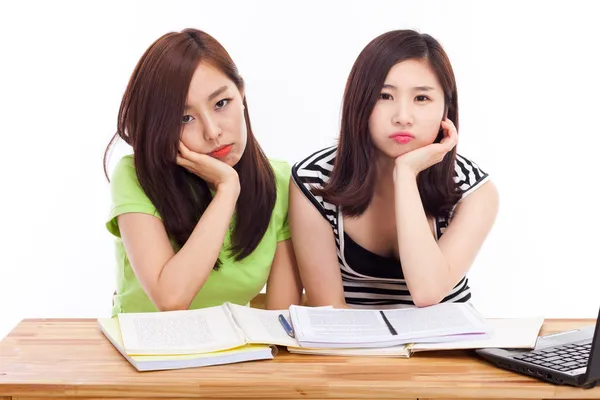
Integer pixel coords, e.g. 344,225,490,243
289,30,499,309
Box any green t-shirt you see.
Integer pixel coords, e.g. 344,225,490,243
106,155,291,316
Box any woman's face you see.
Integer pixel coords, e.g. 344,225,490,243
368,59,446,160
180,62,247,167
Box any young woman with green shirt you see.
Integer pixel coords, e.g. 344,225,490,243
103,29,302,316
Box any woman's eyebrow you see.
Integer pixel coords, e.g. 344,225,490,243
208,85,228,101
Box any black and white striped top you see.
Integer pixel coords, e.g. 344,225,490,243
291,146,490,309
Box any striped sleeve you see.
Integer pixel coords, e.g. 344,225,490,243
290,146,338,222
453,154,490,199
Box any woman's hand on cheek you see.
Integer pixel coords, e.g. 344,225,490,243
176,142,240,193
394,118,458,180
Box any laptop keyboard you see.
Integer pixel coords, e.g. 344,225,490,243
514,341,591,372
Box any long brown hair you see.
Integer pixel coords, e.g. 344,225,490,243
314,30,461,218
103,29,276,268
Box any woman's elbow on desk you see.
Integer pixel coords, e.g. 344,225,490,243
407,279,451,308
411,293,444,308
144,269,202,311
148,290,194,312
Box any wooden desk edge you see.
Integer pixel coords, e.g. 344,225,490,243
1,316,598,400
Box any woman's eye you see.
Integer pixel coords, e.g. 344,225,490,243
181,115,195,123
415,95,430,102
379,93,393,100
215,98,231,109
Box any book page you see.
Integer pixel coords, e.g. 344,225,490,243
289,306,391,342
289,303,490,346
410,317,544,351
226,303,298,347
117,305,246,355
383,303,488,338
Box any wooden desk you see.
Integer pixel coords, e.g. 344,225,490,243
0,318,598,400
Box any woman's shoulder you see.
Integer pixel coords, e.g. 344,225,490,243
453,153,490,199
291,145,338,186
267,158,292,194
266,159,292,214
106,154,159,236
289,146,340,220
268,158,291,179
109,154,140,192
112,154,135,174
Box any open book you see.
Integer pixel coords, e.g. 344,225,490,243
110,302,298,356
98,317,276,371
287,317,544,358
288,302,490,348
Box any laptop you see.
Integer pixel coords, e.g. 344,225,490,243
476,307,600,388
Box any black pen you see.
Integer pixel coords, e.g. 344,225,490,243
379,311,398,336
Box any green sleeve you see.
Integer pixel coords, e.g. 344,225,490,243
105,155,160,238
271,159,292,242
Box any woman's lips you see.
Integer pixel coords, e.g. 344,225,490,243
390,133,414,144
209,144,233,158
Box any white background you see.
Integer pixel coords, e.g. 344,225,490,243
1,0,599,340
